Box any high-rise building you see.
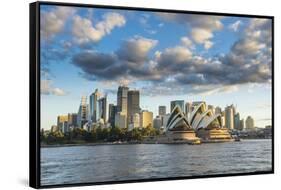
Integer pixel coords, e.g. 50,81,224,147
246,116,255,130
117,86,129,115
57,115,68,132
128,113,140,130
140,110,153,128
98,96,107,123
225,105,234,129
127,90,140,125
67,113,78,128
215,106,222,114
158,106,166,116
239,119,245,131
170,100,184,113
115,112,127,128
108,104,117,127
89,89,100,123
77,96,89,128
185,102,192,116
153,116,162,129
234,113,240,130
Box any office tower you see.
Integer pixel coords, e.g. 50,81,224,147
170,100,184,113
77,96,89,128
67,113,78,128
215,106,222,114
239,119,245,131
246,116,255,130
128,113,140,130
117,86,129,115
98,96,107,123
140,110,153,128
57,115,68,132
127,90,140,124
234,113,240,130
89,89,100,123
153,116,162,129
108,104,117,127
225,105,234,129
115,112,127,128
221,111,226,127
158,106,166,116
185,102,192,116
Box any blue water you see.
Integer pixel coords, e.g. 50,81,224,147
41,139,272,186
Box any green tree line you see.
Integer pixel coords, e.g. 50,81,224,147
41,125,161,145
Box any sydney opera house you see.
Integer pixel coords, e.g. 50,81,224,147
159,102,232,144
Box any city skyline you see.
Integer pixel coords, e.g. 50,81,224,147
40,5,272,130
45,85,266,130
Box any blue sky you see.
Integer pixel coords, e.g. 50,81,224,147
40,5,272,130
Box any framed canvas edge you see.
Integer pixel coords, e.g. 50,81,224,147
29,1,275,189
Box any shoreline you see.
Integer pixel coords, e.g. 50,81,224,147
41,138,271,148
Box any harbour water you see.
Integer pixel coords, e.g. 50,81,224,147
41,139,272,186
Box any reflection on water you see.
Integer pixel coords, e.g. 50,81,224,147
41,139,272,186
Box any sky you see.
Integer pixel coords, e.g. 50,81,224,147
40,5,272,130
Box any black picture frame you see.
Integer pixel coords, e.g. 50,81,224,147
29,1,274,189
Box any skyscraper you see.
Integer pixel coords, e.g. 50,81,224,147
108,104,117,127
239,119,245,131
57,115,68,132
158,106,166,116
117,86,129,114
153,116,162,129
98,96,107,123
89,89,100,123
115,112,127,128
77,96,89,128
170,100,184,113
140,110,153,128
127,90,140,125
246,116,255,130
225,105,234,129
67,113,78,128
234,113,240,130
215,106,222,114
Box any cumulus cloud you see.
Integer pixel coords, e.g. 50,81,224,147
71,17,272,96
156,13,223,49
180,37,193,48
41,6,75,39
41,80,67,96
72,12,126,44
72,36,159,83
117,36,158,63
229,20,242,32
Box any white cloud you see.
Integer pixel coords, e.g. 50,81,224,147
191,28,213,44
41,80,67,96
204,40,214,49
156,46,192,64
41,6,75,39
156,13,223,49
180,37,193,48
72,12,126,44
229,20,242,32
117,36,158,62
